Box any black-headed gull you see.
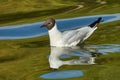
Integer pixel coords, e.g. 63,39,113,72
41,17,102,47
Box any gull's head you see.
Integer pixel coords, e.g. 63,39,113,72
40,18,55,30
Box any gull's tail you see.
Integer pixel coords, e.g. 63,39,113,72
89,17,102,28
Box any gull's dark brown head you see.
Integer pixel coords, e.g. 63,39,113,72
40,18,55,30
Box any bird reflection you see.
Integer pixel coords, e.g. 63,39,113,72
49,46,100,70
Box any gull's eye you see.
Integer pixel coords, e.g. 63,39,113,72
48,22,52,25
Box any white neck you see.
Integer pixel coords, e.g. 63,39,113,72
48,24,62,46
48,23,58,33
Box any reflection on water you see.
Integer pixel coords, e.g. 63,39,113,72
89,44,120,54
0,13,120,39
49,46,99,69
40,46,100,79
40,44,120,79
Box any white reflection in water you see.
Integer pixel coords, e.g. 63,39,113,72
49,46,100,69
48,44,120,69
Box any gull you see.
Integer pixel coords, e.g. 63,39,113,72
40,17,102,47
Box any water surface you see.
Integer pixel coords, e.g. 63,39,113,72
0,14,120,80
89,44,120,54
39,44,120,79
0,13,120,40
40,70,83,79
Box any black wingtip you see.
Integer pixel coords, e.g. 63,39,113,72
89,17,102,28
97,17,102,22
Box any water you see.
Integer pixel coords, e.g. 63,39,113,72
89,44,120,54
0,14,119,79
0,13,120,40
40,70,83,79
47,44,120,70
40,46,96,79
39,44,120,79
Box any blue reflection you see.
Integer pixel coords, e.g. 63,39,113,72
40,70,83,79
0,13,120,40
89,44,120,54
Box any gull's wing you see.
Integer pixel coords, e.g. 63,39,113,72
62,26,97,45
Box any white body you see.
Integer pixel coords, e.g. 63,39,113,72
48,24,97,47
